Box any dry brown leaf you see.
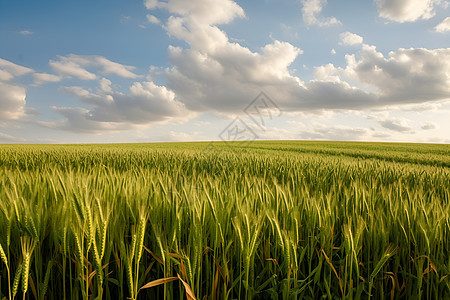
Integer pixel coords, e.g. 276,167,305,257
140,277,178,290
178,273,196,300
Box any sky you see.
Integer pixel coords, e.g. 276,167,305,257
0,0,449,144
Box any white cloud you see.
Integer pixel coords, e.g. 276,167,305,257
367,112,415,133
32,73,62,85
0,58,34,80
49,54,140,80
378,118,414,132
313,63,341,82
299,123,371,141
339,32,363,46
375,0,441,23
19,30,33,35
0,82,27,120
144,0,159,9
0,132,26,142
380,100,446,112
0,59,33,121
43,107,130,133
167,130,201,141
0,69,14,81
301,0,341,27
148,3,357,115
146,14,161,24
194,120,211,126
50,58,97,80
435,17,450,32
144,0,450,115
51,80,192,132
145,0,245,25
421,121,439,129
99,78,112,93
165,40,306,112
145,1,306,112
330,48,336,55
321,45,450,106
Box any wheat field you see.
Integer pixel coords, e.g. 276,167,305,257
0,141,449,299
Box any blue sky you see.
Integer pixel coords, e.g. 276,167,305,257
1,0,449,143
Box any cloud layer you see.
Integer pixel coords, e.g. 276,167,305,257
339,32,363,46
45,79,191,132
0,59,34,121
301,0,341,27
375,0,441,23
313,45,450,106
1,0,449,141
435,17,450,32
50,55,140,80
143,0,450,117
0,82,27,120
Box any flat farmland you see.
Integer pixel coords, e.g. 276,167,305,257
0,141,448,299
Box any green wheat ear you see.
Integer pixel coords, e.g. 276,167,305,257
135,215,146,263
0,242,8,266
125,255,134,299
74,232,84,272
22,259,29,293
20,236,36,295
12,263,23,299
370,245,398,281
99,218,108,260
92,239,103,284
40,259,53,298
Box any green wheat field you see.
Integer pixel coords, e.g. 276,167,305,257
0,141,449,299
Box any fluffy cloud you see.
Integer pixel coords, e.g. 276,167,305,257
145,0,245,25
381,101,445,112
42,107,131,133
375,0,441,23
320,45,450,106
301,0,341,27
146,14,161,24
0,132,26,142
143,1,295,111
0,82,27,120
49,80,191,132
435,17,450,32
165,40,305,112
421,121,439,129
367,112,415,133
166,130,201,141
149,0,359,112
50,54,140,80
378,118,414,132
339,32,363,46
144,0,450,115
166,38,379,112
98,78,112,93
50,59,97,80
19,30,33,35
0,59,33,121
299,124,371,141
0,58,33,81
32,73,62,85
